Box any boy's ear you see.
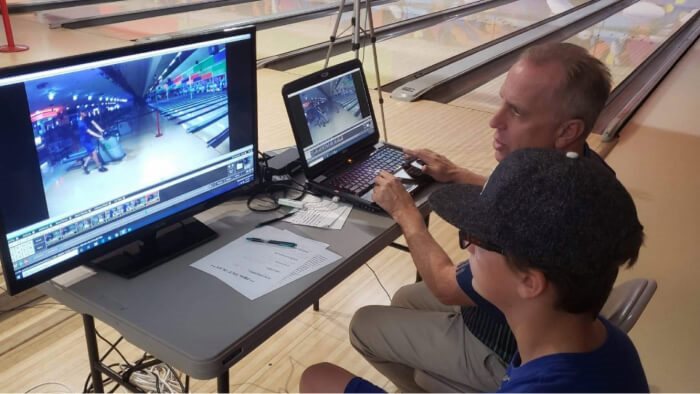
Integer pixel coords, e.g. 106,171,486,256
516,269,547,300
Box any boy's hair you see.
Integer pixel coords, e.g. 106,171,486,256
506,225,643,317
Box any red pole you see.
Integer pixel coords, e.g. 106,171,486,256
0,0,29,53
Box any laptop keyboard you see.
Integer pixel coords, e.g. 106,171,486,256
326,146,405,195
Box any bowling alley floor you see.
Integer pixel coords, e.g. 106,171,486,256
1,3,700,392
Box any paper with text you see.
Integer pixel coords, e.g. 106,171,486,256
191,226,340,299
283,195,353,229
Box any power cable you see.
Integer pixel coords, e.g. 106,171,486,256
24,382,73,393
365,263,391,302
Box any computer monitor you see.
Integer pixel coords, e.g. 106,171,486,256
286,64,376,170
0,27,258,295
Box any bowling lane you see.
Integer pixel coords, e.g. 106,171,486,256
59,0,477,45
22,0,335,39
257,0,483,59
449,0,699,112
288,0,589,88
7,0,108,6
9,0,55,4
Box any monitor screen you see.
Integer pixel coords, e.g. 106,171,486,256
0,27,257,295
285,66,374,168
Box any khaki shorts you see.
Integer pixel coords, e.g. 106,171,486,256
349,282,507,392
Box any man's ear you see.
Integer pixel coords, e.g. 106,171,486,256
554,118,586,150
516,269,547,300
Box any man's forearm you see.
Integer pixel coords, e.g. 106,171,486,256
87,129,102,139
450,168,487,186
394,207,468,305
91,120,104,132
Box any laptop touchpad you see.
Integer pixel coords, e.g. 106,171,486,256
361,169,418,201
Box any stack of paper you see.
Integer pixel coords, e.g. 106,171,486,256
191,226,341,300
283,195,352,229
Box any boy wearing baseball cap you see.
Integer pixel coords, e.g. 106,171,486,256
300,148,648,393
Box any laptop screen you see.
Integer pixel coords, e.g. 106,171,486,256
285,67,375,168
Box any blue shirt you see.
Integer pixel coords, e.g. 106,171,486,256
500,318,649,393
345,377,385,393
77,118,90,141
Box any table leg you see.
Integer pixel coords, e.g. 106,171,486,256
218,370,229,393
82,314,105,393
313,300,319,311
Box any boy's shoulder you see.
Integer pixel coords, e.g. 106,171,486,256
499,318,649,393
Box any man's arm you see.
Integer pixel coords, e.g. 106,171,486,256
373,171,475,306
450,169,487,186
85,127,103,139
90,120,105,133
404,148,487,186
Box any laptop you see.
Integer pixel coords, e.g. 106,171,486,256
282,59,431,212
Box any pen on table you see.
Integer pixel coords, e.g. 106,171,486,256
255,211,295,228
245,237,298,248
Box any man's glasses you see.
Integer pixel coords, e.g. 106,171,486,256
458,230,504,255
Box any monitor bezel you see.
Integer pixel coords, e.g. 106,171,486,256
281,59,380,179
0,26,258,295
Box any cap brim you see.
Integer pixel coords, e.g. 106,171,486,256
429,184,494,244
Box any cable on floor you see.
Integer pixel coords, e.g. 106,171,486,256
284,356,308,393
365,263,391,302
24,382,73,393
84,330,186,393
127,363,185,393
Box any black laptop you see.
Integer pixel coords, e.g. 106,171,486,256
282,59,431,212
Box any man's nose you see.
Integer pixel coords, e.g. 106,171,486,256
489,106,505,129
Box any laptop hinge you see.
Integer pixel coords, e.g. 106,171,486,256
349,144,375,161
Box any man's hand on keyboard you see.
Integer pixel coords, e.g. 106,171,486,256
373,170,416,220
403,148,459,183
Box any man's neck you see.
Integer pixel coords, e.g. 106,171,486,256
558,140,586,156
507,308,607,365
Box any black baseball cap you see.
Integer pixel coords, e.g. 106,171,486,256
429,148,643,274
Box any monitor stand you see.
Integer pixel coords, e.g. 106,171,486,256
88,217,217,278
